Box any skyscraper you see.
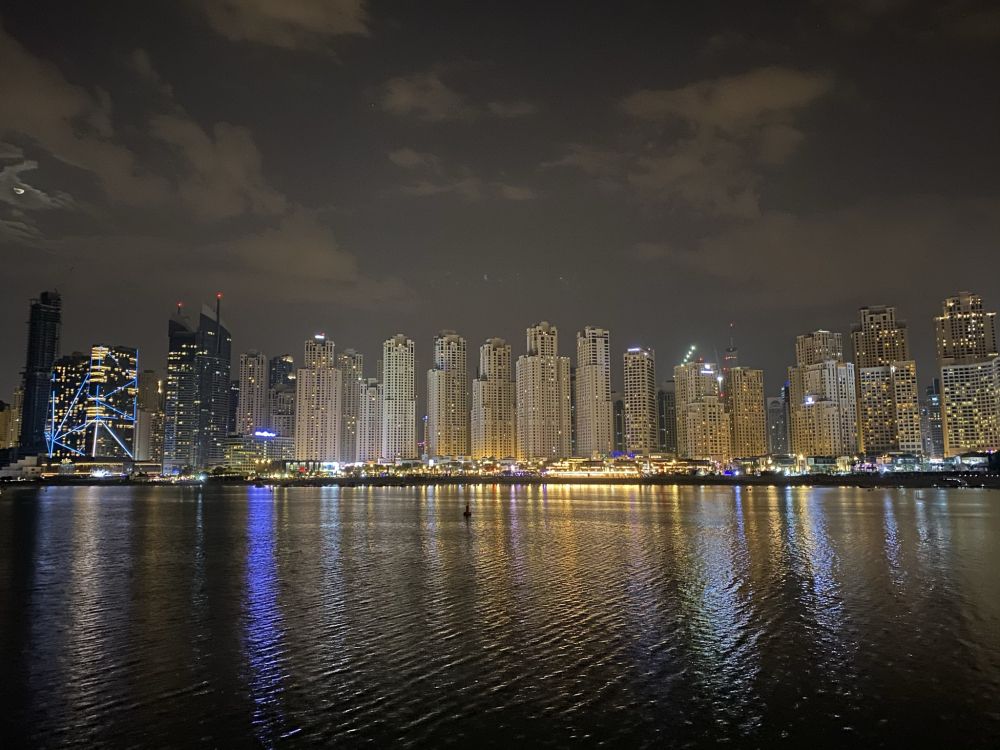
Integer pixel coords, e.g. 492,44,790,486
338,349,364,463
237,350,269,435
935,292,998,366
269,383,296,441
725,367,767,458
471,338,515,459
939,358,1000,456
788,331,858,457
162,305,199,472
269,354,295,389
624,347,657,454
935,292,1000,456
45,345,138,459
920,379,944,458
0,401,12,451
381,334,416,461
657,380,677,454
19,291,61,455
426,331,469,457
195,298,233,468
295,334,342,463
612,392,625,453
516,322,572,460
766,388,790,454
356,378,382,462
852,306,921,454
575,326,613,457
674,360,731,462
135,369,164,463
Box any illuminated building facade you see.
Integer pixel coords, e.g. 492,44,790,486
338,349,364,463
657,380,677,454
237,350,269,436
357,378,382,462
575,326,613,457
674,360,728,461
162,305,199,472
295,334,342,462
939,357,1000,456
935,292,999,457
45,345,138,459
381,334,416,460
935,292,998,366
624,347,657,454
788,331,857,457
195,301,233,468
516,322,572,460
680,395,731,463
221,432,294,472
852,306,920,454
471,338,515,459
19,290,62,455
725,367,767,457
426,331,468,457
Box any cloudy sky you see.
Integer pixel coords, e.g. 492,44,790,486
2,0,998,398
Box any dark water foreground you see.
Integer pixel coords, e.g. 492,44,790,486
2,485,999,748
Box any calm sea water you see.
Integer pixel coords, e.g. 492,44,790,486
2,484,1000,747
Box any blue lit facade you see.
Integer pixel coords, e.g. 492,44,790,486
45,345,138,459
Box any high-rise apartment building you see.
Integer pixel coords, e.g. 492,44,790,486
237,350,269,436
725,367,767,457
766,387,790,454
135,369,164,462
0,401,12,451
851,306,921,454
163,305,199,472
269,354,295,389
19,291,62,455
7,388,23,450
356,378,382,462
657,380,677,454
338,349,364,463
624,347,657,454
674,360,729,461
935,292,998,366
574,326,613,457
294,334,342,462
934,292,1000,457
612,392,625,453
269,383,296,440
471,338,515,459
426,331,469,457
516,322,572,460
920,379,944,458
939,358,1000,456
381,334,416,461
45,345,138,459
680,395,732,463
788,331,857,457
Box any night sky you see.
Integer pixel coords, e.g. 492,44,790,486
2,0,999,399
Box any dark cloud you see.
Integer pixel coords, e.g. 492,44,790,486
389,149,537,202
193,0,369,49
380,69,538,123
548,67,834,218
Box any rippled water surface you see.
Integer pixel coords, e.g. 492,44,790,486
2,484,1000,747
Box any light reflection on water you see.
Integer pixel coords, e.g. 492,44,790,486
2,484,1000,747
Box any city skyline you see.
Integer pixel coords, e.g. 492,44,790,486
2,2,999,402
